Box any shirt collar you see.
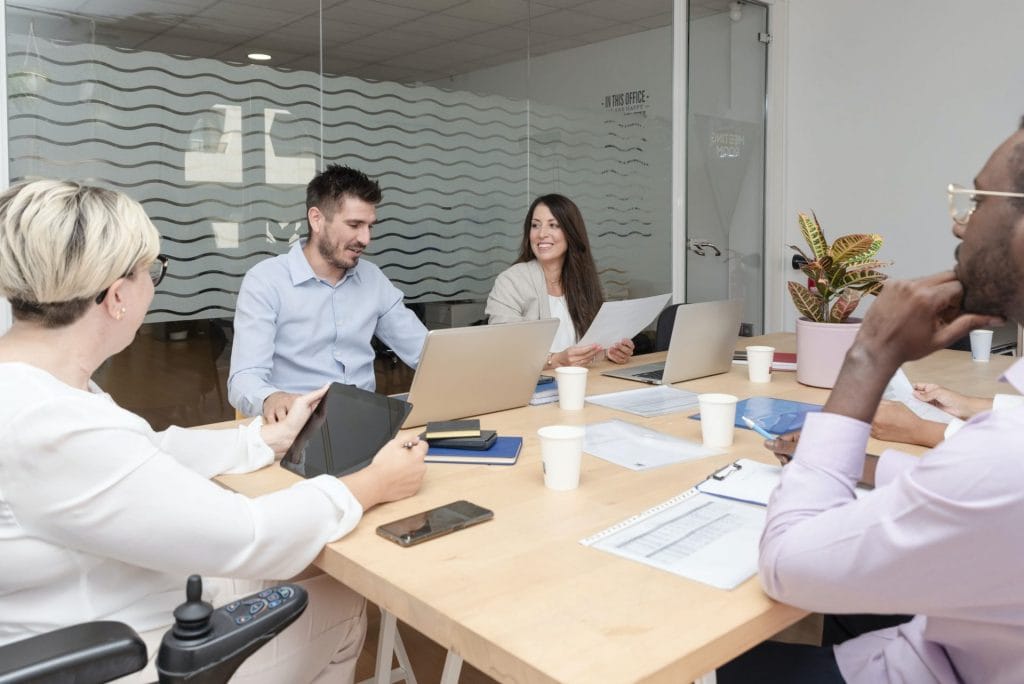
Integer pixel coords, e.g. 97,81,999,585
286,238,363,287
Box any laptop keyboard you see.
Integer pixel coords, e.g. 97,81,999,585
635,369,664,381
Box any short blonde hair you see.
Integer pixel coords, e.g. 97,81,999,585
0,180,160,327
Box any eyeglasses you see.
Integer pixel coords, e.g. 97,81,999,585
947,183,1024,225
94,254,168,304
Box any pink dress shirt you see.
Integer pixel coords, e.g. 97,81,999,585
759,359,1024,684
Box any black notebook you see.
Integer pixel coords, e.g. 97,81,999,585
281,383,413,478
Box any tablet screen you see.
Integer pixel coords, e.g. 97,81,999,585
281,383,412,478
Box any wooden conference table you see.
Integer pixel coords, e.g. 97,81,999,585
218,333,1017,683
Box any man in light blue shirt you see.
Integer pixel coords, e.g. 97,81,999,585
228,165,427,421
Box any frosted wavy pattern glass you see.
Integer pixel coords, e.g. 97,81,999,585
8,35,669,322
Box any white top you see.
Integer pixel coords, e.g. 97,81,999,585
547,295,576,352
0,363,362,646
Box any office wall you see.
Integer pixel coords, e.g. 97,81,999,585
781,0,1024,329
445,27,673,300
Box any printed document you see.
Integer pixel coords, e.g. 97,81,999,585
581,489,765,589
586,385,700,417
584,419,720,471
577,293,671,348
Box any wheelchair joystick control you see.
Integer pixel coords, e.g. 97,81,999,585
157,576,308,683
171,575,213,640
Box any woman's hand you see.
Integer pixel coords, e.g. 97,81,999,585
552,343,603,367
871,400,945,448
605,338,635,364
260,385,329,456
342,436,428,510
912,383,992,419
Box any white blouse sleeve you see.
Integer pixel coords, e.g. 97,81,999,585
2,396,362,581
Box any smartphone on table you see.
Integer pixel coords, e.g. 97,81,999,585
376,500,493,547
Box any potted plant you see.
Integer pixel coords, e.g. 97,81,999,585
788,211,890,388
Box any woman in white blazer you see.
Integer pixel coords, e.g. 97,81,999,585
486,194,634,370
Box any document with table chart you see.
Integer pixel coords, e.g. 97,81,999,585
580,488,765,589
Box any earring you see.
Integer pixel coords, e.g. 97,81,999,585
116,307,126,320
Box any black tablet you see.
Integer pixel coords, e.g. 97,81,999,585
281,383,413,478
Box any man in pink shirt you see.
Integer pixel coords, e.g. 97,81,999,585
719,118,1024,683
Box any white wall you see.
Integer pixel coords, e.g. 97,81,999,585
780,0,1024,330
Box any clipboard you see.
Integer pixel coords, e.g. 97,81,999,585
696,458,782,506
281,382,412,478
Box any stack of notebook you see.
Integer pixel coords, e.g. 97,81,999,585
421,420,521,465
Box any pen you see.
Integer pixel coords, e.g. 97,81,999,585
741,415,778,440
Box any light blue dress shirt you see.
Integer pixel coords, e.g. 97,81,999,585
228,240,427,417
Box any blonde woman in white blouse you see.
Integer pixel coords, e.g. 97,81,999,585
0,180,427,683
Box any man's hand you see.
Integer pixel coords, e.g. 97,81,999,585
853,272,1000,371
763,430,800,465
871,400,945,448
260,386,329,455
605,338,635,364
826,272,1001,424
912,382,992,419
263,391,301,424
342,436,428,510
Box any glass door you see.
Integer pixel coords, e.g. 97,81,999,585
685,0,768,335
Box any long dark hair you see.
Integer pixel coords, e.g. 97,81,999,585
516,194,603,339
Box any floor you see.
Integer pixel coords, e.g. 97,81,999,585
98,319,822,682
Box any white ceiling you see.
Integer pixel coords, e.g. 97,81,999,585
9,0,737,82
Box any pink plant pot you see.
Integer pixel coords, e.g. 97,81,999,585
795,317,862,388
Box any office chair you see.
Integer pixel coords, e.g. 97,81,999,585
0,575,307,684
654,303,683,352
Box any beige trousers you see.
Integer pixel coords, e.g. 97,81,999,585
120,573,366,684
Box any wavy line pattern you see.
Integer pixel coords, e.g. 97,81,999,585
7,35,670,321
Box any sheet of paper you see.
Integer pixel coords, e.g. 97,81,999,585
577,293,671,348
581,489,765,589
584,419,720,471
882,369,955,424
586,385,701,418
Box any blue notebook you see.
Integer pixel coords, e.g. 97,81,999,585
690,397,822,434
425,436,523,465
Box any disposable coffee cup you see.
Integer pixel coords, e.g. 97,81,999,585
698,393,739,448
555,366,588,410
538,425,585,490
745,345,775,383
970,329,993,362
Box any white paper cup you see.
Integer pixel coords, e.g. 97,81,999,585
698,393,738,448
970,329,993,362
555,366,588,410
538,425,585,490
745,345,775,383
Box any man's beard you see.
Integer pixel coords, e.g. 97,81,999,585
957,241,1017,318
318,234,361,271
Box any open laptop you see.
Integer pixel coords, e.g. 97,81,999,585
602,299,743,385
396,318,559,428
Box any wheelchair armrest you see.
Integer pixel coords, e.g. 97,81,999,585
0,621,147,684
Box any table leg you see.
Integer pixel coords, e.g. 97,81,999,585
440,649,464,684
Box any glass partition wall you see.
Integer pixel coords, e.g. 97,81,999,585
5,0,674,428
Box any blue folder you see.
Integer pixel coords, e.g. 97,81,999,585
425,436,522,465
690,397,822,434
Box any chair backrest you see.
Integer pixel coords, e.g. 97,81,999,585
654,304,682,352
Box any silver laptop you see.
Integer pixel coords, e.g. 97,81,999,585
602,299,743,385
396,318,559,428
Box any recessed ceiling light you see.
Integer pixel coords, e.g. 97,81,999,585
248,53,272,61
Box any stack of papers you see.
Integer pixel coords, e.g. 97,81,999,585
583,419,721,471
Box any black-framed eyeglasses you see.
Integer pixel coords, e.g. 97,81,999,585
947,183,1024,226
94,254,168,304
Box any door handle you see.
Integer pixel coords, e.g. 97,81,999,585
687,239,722,257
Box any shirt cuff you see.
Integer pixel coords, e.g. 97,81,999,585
297,476,364,542
793,412,870,482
